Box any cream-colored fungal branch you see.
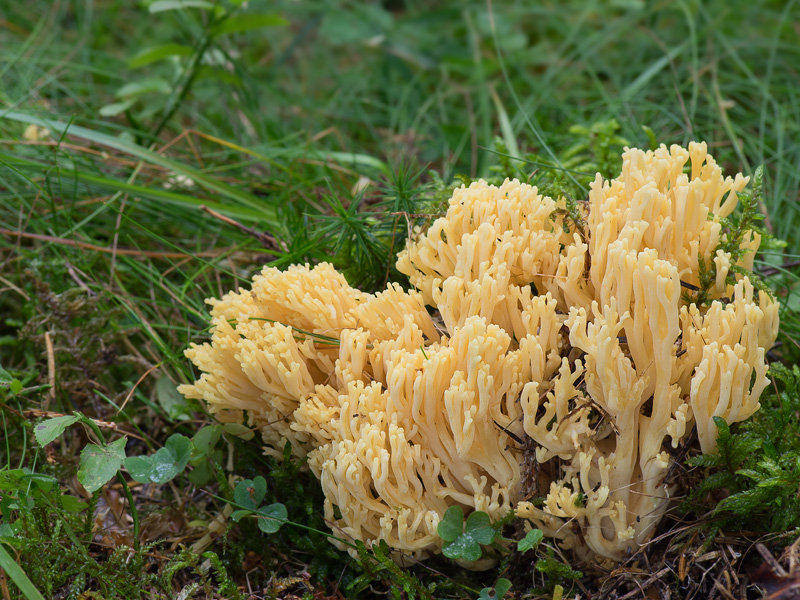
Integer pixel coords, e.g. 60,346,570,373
513,144,778,561
181,142,779,564
179,260,548,560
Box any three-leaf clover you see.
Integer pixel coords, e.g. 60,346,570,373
437,506,497,561
229,476,287,534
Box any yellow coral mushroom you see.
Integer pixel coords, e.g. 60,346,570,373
180,142,779,563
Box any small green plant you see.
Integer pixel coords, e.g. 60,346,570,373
34,412,254,490
687,363,800,532
102,0,288,140
31,410,270,556
0,469,83,542
560,120,630,183
314,185,394,290
162,547,244,600
33,412,141,545
477,578,511,600
489,119,629,201
437,507,499,562
348,539,437,600
229,476,287,534
0,464,165,598
0,363,24,396
124,433,193,484
517,528,544,553
689,165,772,306
533,547,584,594
186,424,227,486
273,164,441,292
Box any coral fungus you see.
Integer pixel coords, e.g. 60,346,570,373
180,142,779,562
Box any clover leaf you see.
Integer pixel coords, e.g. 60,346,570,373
478,578,512,600
124,433,192,484
256,503,287,533
437,507,497,561
228,477,286,534
233,476,267,510
517,528,544,553
191,425,222,456
437,506,464,542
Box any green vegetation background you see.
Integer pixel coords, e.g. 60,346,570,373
1,0,799,598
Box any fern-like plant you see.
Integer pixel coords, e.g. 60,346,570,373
687,363,800,532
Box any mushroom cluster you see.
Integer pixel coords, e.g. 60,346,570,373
180,142,779,562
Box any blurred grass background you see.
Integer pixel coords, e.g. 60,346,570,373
1,0,800,598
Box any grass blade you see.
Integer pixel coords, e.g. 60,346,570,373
0,151,265,222
0,544,46,600
489,86,520,159
0,110,278,222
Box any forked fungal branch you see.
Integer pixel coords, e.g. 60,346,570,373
181,142,778,563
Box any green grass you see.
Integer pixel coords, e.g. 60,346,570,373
1,0,800,598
